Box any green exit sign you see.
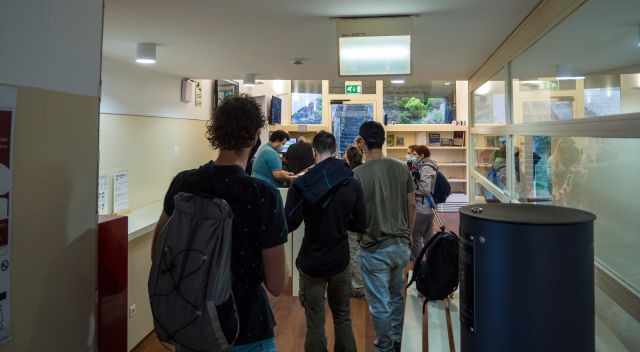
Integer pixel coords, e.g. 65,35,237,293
345,81,362,95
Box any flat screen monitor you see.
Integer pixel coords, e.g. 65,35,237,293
280,138,297,153
270,96,282,125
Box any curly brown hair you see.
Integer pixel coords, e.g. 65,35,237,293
206,95,265,150
414,145,431,158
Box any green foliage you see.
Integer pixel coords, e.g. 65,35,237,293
403,97,428,119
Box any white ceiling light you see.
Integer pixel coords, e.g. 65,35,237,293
136,43,157,64
339,35,412,76
444,81,452,86
390,79,405,84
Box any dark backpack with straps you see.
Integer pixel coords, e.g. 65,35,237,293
413,164,451,204
149,192,239,351
430,165,452,204
408,228,459,301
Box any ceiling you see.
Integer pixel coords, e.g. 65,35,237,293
511,0,640,80
103,0,540,81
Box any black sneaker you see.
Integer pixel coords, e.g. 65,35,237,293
393,340,401,352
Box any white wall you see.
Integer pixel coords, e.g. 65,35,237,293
101,57,212,120
0,0,103,96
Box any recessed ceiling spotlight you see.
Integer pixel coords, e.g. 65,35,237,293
136,43,157,64
390,79,405,84
291,58,307,65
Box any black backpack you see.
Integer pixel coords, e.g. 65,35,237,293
408,228,459,301
428,165,452,204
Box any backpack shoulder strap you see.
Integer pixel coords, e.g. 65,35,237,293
407,232,443,288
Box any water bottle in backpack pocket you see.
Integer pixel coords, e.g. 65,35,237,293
149,193,239,352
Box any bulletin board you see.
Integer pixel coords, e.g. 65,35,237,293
0,85,16,343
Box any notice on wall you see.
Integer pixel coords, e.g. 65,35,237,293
97,175,109,215
194,81,203,107
0,85,16,343
113,171,129,213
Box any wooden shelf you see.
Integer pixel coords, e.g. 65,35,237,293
429,146,467,150
439,163,467,167
275,124,327,133
449,179,468,183
475,146,500,151
385,124,468,132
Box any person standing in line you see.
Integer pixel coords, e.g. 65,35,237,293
353,121,416,352
245,137,262,175
284,136,315,175
344,145,366,298
152,96,287,352
285,131,367,352
410,145,438,260
252,130,296,188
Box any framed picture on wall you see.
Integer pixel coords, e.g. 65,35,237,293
388,133,396,147
213,80,240,110
396,136,405,146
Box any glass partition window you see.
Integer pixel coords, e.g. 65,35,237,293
383,81,456,124
474,181,502,204
510,0,640,123
291,80,323,124
473,135,508,192
513,135,640,293
473,68,508,125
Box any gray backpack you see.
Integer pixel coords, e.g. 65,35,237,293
149,192,239,351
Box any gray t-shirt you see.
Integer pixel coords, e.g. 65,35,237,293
354,158,415,248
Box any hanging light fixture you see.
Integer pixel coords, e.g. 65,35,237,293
136,43,157,64
244,73,257,86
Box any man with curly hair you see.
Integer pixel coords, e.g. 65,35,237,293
152,95,287,352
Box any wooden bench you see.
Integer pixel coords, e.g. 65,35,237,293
402,285,460,352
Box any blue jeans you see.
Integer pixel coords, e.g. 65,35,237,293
360,240,411,352
232,338,278,352
178,338,277,352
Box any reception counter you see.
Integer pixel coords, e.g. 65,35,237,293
279,188,304,296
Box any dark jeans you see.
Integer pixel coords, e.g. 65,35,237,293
299,268,357,352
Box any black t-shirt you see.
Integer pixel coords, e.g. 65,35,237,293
163,162,288,345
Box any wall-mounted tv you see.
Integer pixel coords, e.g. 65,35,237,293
270,96,282,125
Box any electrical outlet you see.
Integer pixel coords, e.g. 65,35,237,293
129,304,136,320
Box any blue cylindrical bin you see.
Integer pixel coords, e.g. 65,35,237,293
459,204,596,352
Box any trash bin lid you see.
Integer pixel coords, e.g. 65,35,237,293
460,203,596,225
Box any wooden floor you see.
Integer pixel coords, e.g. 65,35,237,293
133,213,460,352
132,296,376,352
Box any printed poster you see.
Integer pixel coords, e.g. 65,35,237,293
0,90,15,343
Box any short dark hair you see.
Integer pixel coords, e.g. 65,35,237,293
414,145,431,158
408,145,418,153
359,121,386,150
207,95,264,150
312,131,337,155
345,146,363,169
270,130,290,143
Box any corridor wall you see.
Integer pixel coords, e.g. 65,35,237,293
100,58,215,350
0,0,103,351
